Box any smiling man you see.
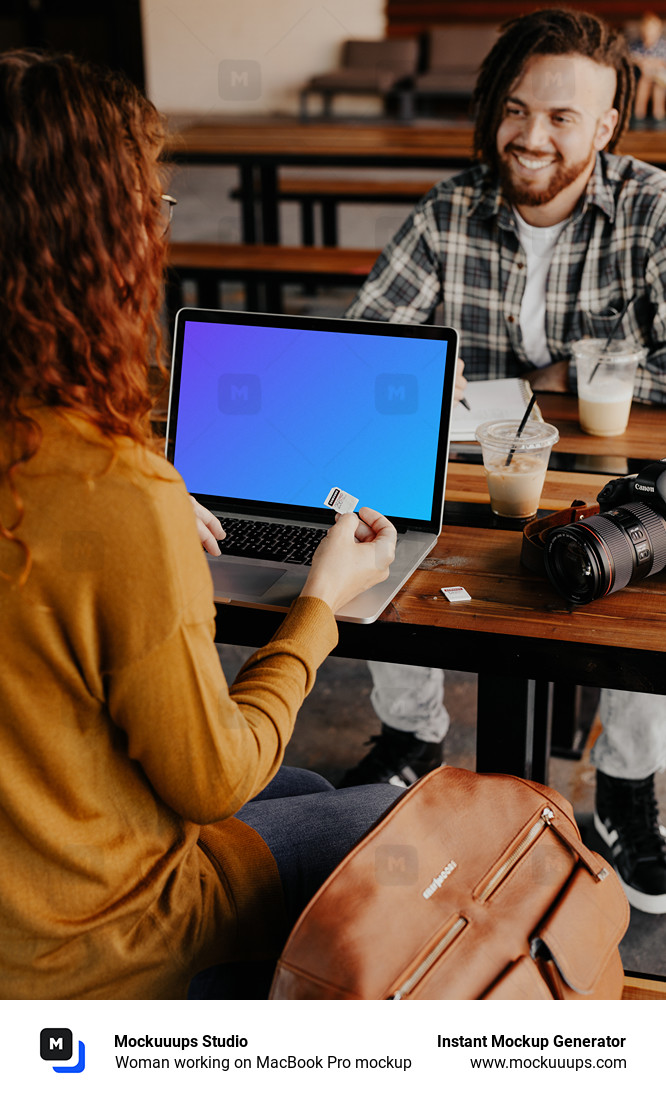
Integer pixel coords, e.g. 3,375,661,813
343,9,666,916
347,9,664,399
495,54,617,219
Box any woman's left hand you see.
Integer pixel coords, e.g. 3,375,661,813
190,496,225,556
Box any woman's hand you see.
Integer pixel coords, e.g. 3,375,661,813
300,506,397,613
190,496,225,556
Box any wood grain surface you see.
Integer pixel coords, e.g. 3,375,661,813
395,394,666,652
167,242,379,275
166,118,666,168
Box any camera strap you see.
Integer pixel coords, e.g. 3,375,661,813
520,500,600,574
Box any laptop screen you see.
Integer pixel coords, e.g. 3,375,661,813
167,310,457,530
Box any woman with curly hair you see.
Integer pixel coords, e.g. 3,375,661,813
0,50,398,999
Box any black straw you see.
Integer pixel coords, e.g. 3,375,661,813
504,392,538,467
588,295,635,383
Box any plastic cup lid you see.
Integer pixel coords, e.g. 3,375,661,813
569,338,646,366
474,419,560,451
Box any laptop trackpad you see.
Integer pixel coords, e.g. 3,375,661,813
212,562,287,598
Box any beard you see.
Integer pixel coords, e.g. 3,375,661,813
497,144,594,207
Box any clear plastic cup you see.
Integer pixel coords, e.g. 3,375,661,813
571,339,646,437
475,419,560,519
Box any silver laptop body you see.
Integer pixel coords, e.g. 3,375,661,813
167,309,458,624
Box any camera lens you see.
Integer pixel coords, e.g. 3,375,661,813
545,501,666,604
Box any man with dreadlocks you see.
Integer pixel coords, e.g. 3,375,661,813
342,8,666,916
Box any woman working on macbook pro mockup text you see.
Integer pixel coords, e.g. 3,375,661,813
0,50,399,999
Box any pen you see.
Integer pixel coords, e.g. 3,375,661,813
460,397,471,411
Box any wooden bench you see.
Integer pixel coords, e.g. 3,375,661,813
166,241,380,315
622,972,666,999
229,176,438,245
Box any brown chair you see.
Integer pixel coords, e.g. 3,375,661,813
300,38,419,120
404,24,500,117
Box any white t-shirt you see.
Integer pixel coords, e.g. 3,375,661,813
513,208,569,368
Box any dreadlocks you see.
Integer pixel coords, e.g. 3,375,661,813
472,8,635,168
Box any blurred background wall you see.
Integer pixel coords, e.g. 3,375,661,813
0,1,384,114
3,2,666,116
143,0,384,115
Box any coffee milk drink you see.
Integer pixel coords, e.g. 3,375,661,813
475,419,559,520
485,452,550,518
571,339,646,437
577,380,635,435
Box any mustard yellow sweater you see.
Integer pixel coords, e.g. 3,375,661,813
0,407,337,998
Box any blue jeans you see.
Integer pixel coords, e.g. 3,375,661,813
188,766,401,998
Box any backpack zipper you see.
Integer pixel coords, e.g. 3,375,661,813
389,916,468,1000
388,806,555,1000
477,807,554,902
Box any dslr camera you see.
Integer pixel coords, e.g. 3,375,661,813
545,459,666,604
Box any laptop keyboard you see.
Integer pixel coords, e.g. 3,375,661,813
217,517,328,565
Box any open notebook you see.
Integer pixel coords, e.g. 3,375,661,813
450,378,541,441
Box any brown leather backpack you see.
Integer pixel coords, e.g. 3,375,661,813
270,767,629,1000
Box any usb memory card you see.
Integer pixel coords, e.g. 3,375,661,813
324,487,359,514
441,586,472,602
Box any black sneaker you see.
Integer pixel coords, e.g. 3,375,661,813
593,770,666,914
337,724,443,789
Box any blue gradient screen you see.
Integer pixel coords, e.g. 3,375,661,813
173,320,449,520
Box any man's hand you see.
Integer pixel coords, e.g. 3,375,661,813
300,506,397,613
190,496,225,556
522,360,570,393
454,356,468,406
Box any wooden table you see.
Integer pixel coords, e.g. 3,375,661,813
166,117,666,244
214,394,666,783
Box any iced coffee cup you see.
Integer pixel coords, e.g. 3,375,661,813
475,419,560,519
570,339,646,436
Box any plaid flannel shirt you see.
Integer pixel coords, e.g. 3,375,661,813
346,153,666,404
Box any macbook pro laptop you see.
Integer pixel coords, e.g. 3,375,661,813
166,309,458,623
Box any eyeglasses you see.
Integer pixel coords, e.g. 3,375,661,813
160,194,177,235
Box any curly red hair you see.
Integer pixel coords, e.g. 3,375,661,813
0,50,169,577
